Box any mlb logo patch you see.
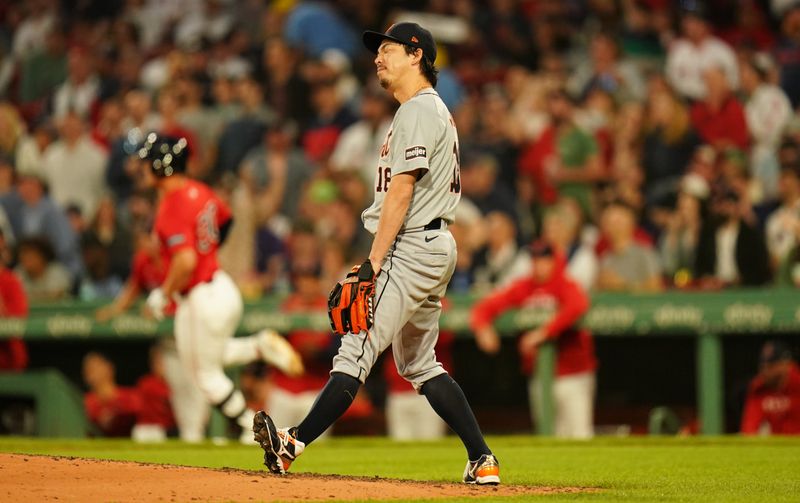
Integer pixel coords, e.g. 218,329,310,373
405,146,426,160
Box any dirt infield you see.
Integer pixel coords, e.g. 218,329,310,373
0,453,589,502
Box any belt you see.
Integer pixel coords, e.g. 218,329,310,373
424,218,444,230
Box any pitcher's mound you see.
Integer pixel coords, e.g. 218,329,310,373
0,453,590,502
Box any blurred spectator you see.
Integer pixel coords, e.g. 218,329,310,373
131,343,176,443
85,196,133,279
51,46,101,120
0,173,82,277
471,211,531,294
689,66,749,151
471,241,596,439
659,190,706,288
642,87,700,208
461,154,517,219
567,32,646,103
542,199,598,292
240,122,314,225
0,103,25,160
77,234,123,301
65,203,86,237
15,117,57,177
261,37,312,128
767,160,800,278
0,228,28,372
330,87,394,184
447,221,478,293
695,188,771,288
267,263,332,435
83,351,140,437
740,54,792,203
0,155,14,199
41,110,108,220
19,25,67,106
214,77,274,174
283,0,359,60
775,5,800,107
474,0,535,66
717,0,775,51
91,98,126,150
302,78,357,164
11,0,57,60
665,5,738,100
517,89,604,217
14,236,72,301
741,341,800,435
597,201,663,292
470,88,518,195
175,77,221,160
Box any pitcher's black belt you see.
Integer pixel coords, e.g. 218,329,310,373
424,218,443,230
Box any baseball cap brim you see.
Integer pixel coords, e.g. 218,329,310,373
363,30,406,54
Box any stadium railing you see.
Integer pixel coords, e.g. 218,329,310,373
2,289,798,436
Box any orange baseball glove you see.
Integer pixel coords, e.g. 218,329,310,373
327,260,375,336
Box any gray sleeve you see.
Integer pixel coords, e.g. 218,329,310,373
388,102,437,176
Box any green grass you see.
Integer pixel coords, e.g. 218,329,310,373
2,436,799,502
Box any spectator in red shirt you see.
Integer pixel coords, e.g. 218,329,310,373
471,241,597,438
0,228,28,371
690,66,750,151
82,352,141,437
741,341,800,435
131,343,176,442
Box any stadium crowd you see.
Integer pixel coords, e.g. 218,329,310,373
1,0,800,437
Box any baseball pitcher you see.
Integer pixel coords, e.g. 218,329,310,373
254,23,499,484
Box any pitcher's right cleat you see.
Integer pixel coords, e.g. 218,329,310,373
463,454,500,485
253,411,304,474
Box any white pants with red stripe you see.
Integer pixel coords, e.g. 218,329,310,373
170,270,253,438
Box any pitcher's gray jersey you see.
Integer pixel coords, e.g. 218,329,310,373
361,90,461,234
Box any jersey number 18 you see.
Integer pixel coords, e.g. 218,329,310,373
450,142,461,194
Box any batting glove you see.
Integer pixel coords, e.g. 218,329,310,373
146,288,168,321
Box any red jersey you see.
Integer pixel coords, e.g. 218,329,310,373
130,250,166,292
135,374,175,429
470,255,597,377
129,249,175,316
84,387,141,437
154,179,231,293
0,268,29,371
690,95,750,150
272,294,335,394
741,363,800,435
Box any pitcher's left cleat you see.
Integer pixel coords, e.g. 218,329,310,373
253,411,304,474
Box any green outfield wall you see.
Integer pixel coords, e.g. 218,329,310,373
2,289,798,437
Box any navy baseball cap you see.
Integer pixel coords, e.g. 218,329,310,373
363,23,437,63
